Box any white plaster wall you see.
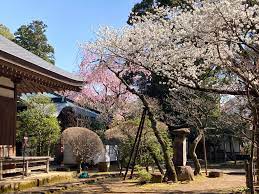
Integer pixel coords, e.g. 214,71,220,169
0,88,14,98
0,77,14,87
108,145,118,162
0,76,14,98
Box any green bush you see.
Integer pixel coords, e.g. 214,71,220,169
138,169,152,184
134,165,142,171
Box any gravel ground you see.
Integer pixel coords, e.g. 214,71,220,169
55,173,246,194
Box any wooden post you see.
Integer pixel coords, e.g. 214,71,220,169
124,108,146,180
25,160,29,176
130,114,146,179
0,160,3,180
245,160,250,188
202,132,208,176
46,158,50,173
245,160,255,194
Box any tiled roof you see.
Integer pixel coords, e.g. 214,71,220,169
0,35,83,83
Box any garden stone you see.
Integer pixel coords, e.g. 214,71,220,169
151,173,163,183
208,171,223,178
176,166,194,181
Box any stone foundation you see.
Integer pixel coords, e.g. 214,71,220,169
175,166,194,181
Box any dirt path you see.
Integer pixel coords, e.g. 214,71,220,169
57,174,246,194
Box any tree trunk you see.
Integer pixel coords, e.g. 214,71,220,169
109,69,177,182
147,110,177,182
249,127,255,194
78,161,82,173
116,150,122,174
202,132,208,176
190,129,202,175
119,161,123,175
254,97,259,184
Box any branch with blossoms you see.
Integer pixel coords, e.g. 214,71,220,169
83,1,259,98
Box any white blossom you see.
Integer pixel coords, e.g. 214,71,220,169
82,0,259,95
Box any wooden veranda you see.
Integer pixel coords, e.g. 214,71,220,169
0,35,83,178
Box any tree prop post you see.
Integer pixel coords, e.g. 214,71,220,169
202,131,208,176
124,108,147,180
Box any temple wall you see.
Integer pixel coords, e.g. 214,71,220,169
0,76,16,157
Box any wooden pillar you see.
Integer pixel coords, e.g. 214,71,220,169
25,160,29,176
202,132,208,175
0,160,3,180
13,81,17,155
245,161,250,188
46,158,50,173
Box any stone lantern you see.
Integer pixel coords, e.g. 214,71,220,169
172,128,194,181
172,128,190,166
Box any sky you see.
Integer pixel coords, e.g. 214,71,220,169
0,0,139,73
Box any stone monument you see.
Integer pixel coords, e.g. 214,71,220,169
172,128,194,181
172,128,190,166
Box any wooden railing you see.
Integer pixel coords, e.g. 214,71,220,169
0,156,53,180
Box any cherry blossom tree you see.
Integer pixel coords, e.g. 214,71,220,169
81,1,259,183
75,54,139,125
83,0,259,100
77,51,178,181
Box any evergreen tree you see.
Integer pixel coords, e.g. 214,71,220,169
0,24,14,40
14,20,55,64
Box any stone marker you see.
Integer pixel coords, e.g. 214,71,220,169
172,128,190,166
172,128,194,181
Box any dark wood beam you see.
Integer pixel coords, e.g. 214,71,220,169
0,85,14,91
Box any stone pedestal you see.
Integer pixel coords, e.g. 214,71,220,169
172,128,194,182
176,166,194,181
172,128,190,166
151,173,163,183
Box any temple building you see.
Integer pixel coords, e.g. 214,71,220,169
0,35,84,158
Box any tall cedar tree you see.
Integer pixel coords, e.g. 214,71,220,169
14,20,55,64
0,24,14,40
128,0,193,24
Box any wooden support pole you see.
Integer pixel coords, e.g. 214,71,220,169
245,160,250,187
130,111,146,179
123,108,146,180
